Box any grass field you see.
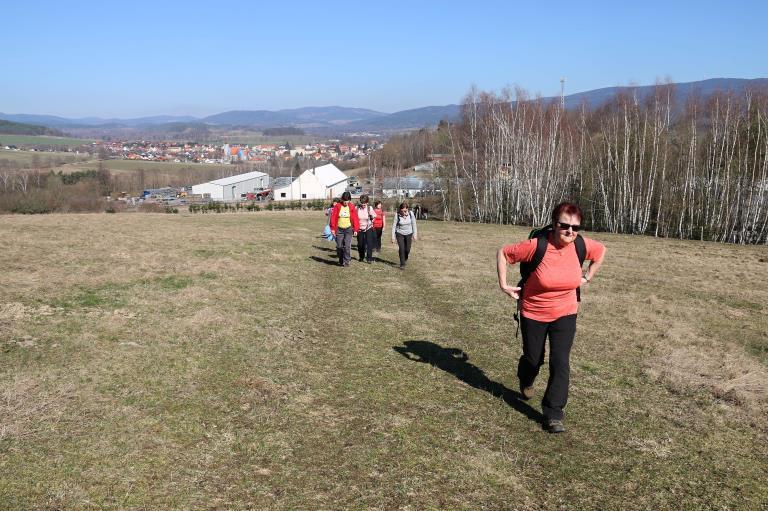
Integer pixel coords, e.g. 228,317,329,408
0,135,94,147
1,212,766,509
0,149,88,166
67,158,230,173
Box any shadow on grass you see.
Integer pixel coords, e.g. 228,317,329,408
393,340,544,423
309,255,340,266
373,256,398,267
311,245,336,253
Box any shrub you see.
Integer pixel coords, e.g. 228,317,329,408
138,202,165,213
8,194,54,214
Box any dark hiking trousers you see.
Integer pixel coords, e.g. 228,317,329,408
396,233,412,267
374,227,383,251
357,228,375,262
517,314,577,421
335,227,353,265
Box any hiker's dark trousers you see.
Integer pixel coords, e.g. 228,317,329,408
335,227,353,265
517,314,577,421
357,228,375,262
374,227,383,251
396,233,412,267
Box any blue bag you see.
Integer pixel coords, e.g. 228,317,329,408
323,224,335,241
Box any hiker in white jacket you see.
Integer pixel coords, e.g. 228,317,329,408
391,202,418,269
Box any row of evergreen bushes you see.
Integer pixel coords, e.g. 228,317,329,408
188,200,328,214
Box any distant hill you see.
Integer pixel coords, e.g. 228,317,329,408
344,78,768,131
3,78,766,133
0,119,64,136
343,105,461,130
202,106,387,127
561,77,768,110
0,113,197,128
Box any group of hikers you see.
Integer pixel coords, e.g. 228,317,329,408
324,192,418,269
321,196,606,434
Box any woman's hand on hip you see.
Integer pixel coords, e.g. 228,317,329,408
500,285,522,300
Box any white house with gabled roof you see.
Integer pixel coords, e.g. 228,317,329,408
271,163,349,201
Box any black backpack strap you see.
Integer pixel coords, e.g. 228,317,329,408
575,234,586,302
513,233,549,337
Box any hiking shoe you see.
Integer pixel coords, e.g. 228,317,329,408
546,419,565,434
520,383,534,400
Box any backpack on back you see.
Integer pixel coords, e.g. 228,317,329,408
396,211,414,228
513,225,587,333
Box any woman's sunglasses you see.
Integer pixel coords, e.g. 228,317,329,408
557,222,581,232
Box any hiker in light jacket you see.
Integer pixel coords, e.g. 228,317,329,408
330,191,359,267
355,195,377,264
391,201,418,269
325,197,340,218
496,201,606,434
323,197,340,241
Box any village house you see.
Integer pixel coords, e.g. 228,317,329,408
271,163,349,201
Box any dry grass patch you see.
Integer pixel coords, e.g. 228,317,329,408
0,211,766,510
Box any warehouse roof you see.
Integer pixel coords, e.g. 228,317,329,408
205,170,269,187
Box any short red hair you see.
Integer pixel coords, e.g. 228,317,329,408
551,202,583,225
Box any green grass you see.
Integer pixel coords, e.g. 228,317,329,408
0,211,765,510
86,159,228,171
62,158,229,174
0,149,88,166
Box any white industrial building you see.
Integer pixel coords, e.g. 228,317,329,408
191,171,270,200
272,163,349,201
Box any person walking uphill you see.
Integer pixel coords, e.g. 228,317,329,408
330,191,359,267
391,202,418,269
356,195,377,264
496,202,605,433
372,200,385,253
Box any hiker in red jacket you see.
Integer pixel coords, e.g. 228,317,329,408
496,202,606,433
330,191,359,267
372,200,385,253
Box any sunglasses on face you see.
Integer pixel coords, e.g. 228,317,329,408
557,222,581,232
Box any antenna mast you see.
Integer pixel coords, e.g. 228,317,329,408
560,77,566,110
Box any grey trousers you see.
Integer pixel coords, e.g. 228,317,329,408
335,227,353,265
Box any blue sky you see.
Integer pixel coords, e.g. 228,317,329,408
2,0,766,118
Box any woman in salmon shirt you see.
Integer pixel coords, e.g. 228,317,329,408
496,202,606,433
